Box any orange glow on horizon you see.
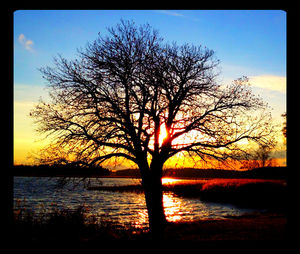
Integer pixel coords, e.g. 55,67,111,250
14,102,287,169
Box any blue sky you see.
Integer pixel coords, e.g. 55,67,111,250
13,10,287,164
14,10,286,85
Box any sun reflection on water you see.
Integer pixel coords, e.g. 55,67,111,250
163,192,184,222
134,208,149,228
161,177,183,185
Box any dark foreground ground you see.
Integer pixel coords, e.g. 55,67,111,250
12,212,286,244
164,213,286,241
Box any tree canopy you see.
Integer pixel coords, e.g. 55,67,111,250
30,20,275,171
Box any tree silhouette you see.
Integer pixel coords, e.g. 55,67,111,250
281,112,287,141
30,20,275,237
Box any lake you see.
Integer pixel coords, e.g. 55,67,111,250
13,177,261,229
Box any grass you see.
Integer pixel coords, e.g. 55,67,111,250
12,204,286,243
13,204,147,243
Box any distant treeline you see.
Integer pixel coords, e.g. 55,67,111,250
13,164,110,177
115,167,287,180
163,167,287,180
13,164,287,179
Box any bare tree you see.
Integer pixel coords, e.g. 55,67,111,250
256,145,276,168
241,144,276,170
30,20,275,237
282,112,287,142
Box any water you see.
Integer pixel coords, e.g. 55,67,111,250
13,177,259,229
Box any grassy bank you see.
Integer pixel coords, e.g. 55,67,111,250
87,178,287,210
164,179,287,210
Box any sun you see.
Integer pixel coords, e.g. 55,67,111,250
159,123,168,146
158,122,197,148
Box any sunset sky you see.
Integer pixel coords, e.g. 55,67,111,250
13,10,287,167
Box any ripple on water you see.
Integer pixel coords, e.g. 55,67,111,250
14,177,261,229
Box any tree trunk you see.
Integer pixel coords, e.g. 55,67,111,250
142,166,167,239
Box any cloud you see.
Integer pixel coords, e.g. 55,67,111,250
249,75,286,94
156,10,184,17
18,33,34,51
155,10,201,22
